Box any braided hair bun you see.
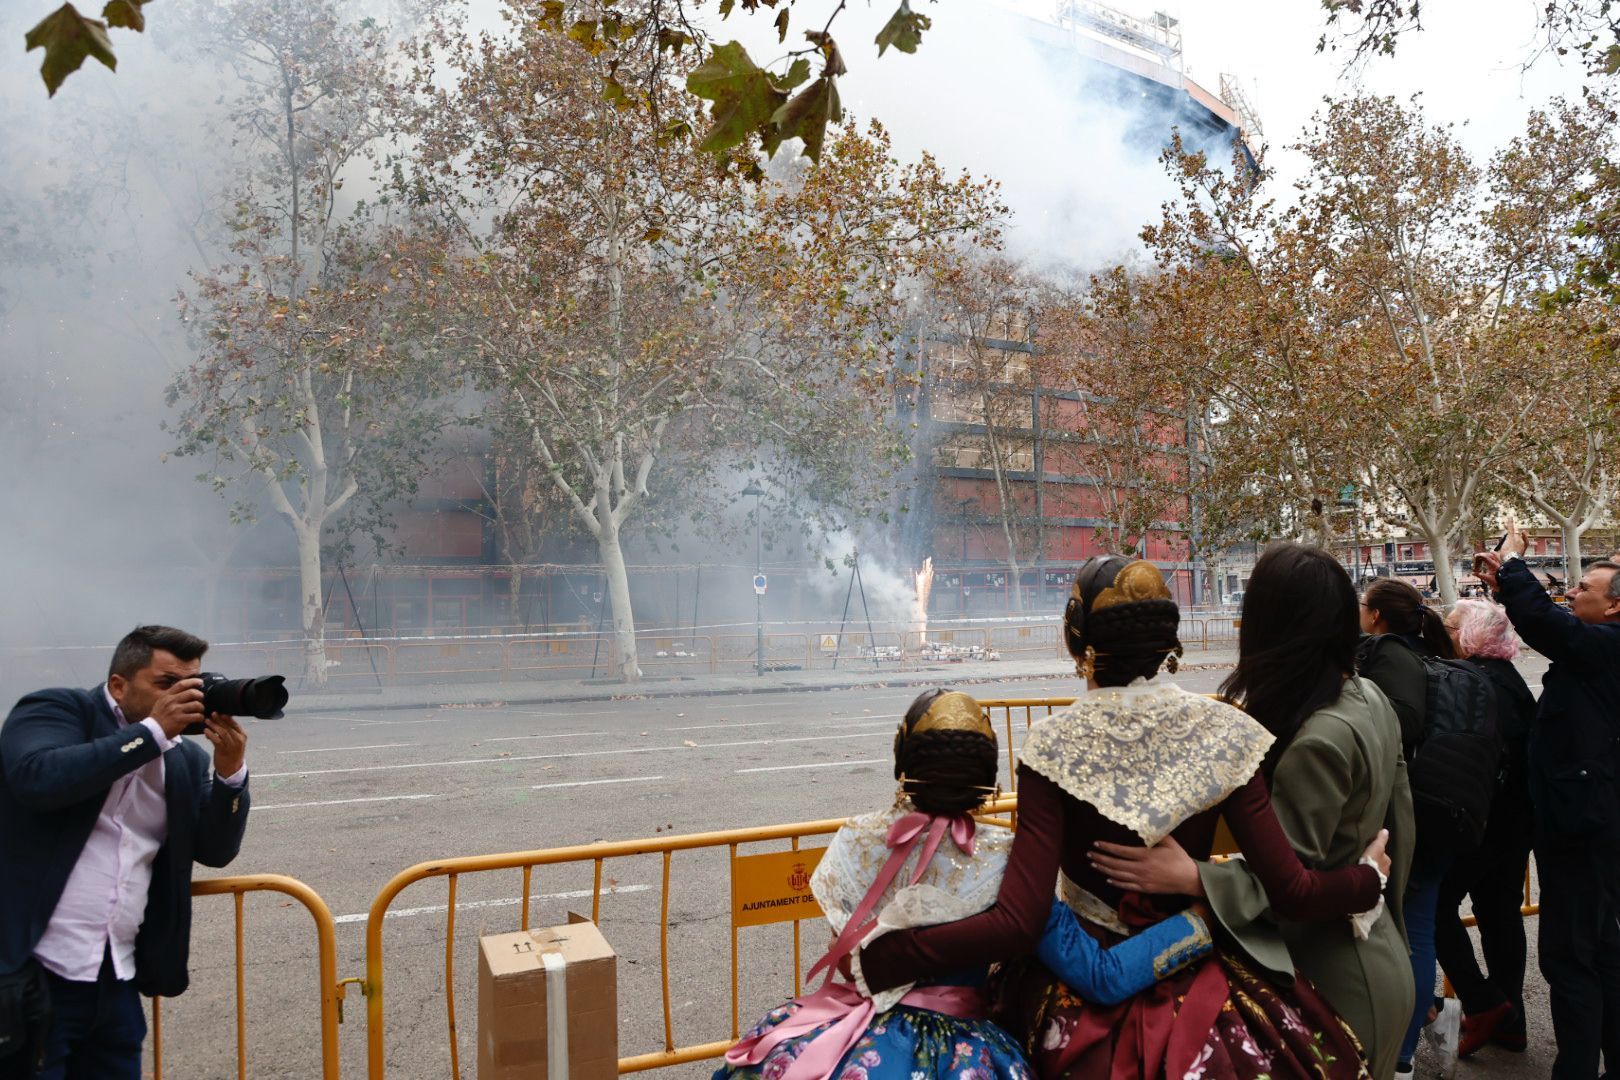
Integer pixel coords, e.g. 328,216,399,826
1062,556,1183,687
893,689,999,816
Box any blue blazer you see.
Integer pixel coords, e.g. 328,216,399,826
1496,559,1620,843
0,686,250,996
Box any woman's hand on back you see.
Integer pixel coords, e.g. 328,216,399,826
1361,828,1391,878
1089,835,1203,897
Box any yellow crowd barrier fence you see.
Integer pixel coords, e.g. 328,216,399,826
360,796,1020,1080
150,874,344,1080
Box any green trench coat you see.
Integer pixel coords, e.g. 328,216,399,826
1200,676,1416,1080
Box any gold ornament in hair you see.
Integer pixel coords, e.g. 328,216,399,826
1075,644,1097,681
913,691,995,740
1090,560,1172,611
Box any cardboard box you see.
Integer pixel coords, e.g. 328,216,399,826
478,916,618,1080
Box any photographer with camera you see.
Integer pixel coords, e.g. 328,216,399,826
0,625,252,1079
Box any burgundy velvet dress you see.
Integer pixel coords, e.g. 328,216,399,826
858,685,1380,1080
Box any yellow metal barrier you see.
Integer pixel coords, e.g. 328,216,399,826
152,874,343,1080
361,797,1019,1079
980,698,1075,791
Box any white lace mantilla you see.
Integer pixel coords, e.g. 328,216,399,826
1019,681,1274,845
811,804,1013,1012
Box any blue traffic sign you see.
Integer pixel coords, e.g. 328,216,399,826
753,574,768,594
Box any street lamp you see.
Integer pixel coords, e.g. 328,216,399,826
741,481,765,676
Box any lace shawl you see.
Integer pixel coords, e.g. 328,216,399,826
1020,682,1273,845
810,805,1013,1011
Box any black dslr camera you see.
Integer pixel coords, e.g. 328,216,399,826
182,672,289,734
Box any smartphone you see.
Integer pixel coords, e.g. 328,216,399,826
1492,533,1507,551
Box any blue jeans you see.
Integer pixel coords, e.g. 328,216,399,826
1399,853,1454,1066
37,950,145,1080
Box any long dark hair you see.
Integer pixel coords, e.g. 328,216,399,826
1362,579,1456,659
894,689,999,815
1219,543,1358,768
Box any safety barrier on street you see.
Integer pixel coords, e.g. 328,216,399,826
361,796,1019,1079
980,698,1074,791
151,874,344,1080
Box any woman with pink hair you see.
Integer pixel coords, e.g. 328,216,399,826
1434,600,1539,1058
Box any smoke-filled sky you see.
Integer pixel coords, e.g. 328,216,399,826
0,0,1591,648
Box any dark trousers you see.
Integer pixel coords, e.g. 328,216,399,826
1538,841,1620,1080
1435,786,1532,1021
35,950,144,1080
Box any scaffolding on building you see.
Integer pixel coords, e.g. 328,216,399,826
1056,0,1183,67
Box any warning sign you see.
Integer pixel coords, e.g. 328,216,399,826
819,634,839,652
731,847,828,928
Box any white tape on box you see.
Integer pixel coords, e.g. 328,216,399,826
542,951,568,1080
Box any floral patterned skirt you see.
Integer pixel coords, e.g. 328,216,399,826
713,1000,1035,1080
995,950,1370,1080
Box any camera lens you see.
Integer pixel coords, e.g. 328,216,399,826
198,672,289,720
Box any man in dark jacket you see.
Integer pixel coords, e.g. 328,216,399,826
0,625,250,1078
1479,529,1620,1080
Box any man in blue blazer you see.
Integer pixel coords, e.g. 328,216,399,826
1479,525,1620,1080
0,625,251,1078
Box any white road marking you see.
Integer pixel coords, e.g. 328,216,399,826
735,758,886,774
511,709,626,718
531,776,665,790
256,731,890,779
669,714,901,732
334,884,652,925
347,717,455,726
486,731,608,743
278,743,415,755
668,720,777,731
256,793,444,810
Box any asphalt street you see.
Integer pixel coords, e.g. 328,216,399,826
148,657,1555,1080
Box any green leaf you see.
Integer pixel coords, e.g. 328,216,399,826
658,28,693,53
770,75,842,162
777,56,812,91
875,0,931,57
686,40,789,155
25,4,117,96
102,0,146,31
538,1,566,30
774,8,790,43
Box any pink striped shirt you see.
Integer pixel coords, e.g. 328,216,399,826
33,686,246,982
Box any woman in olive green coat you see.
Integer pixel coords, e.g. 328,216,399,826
1094,544,1415,1080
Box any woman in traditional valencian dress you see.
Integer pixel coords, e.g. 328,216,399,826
1092,545,1418,1078
715,688,1221,1080
857,556,1408,1080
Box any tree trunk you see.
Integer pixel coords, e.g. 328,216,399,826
1560,519,1583,585
508,565,525,629
1427,533,1460,606
597,520,641,681
295,523,328,687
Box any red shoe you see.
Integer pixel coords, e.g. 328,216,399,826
1458,1002,1515,1058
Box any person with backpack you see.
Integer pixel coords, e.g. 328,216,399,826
1479,522,1620,1080
1356,579,1502,1080
1433,600,1537,1058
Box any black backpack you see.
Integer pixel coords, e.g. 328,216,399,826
1406,658,1504,847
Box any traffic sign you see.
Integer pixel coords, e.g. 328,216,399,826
753,573,768,595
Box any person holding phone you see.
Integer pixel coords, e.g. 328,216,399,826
1477,521,1620,1079
0,625,251,1079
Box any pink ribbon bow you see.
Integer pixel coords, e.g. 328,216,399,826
724,811,981,1080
